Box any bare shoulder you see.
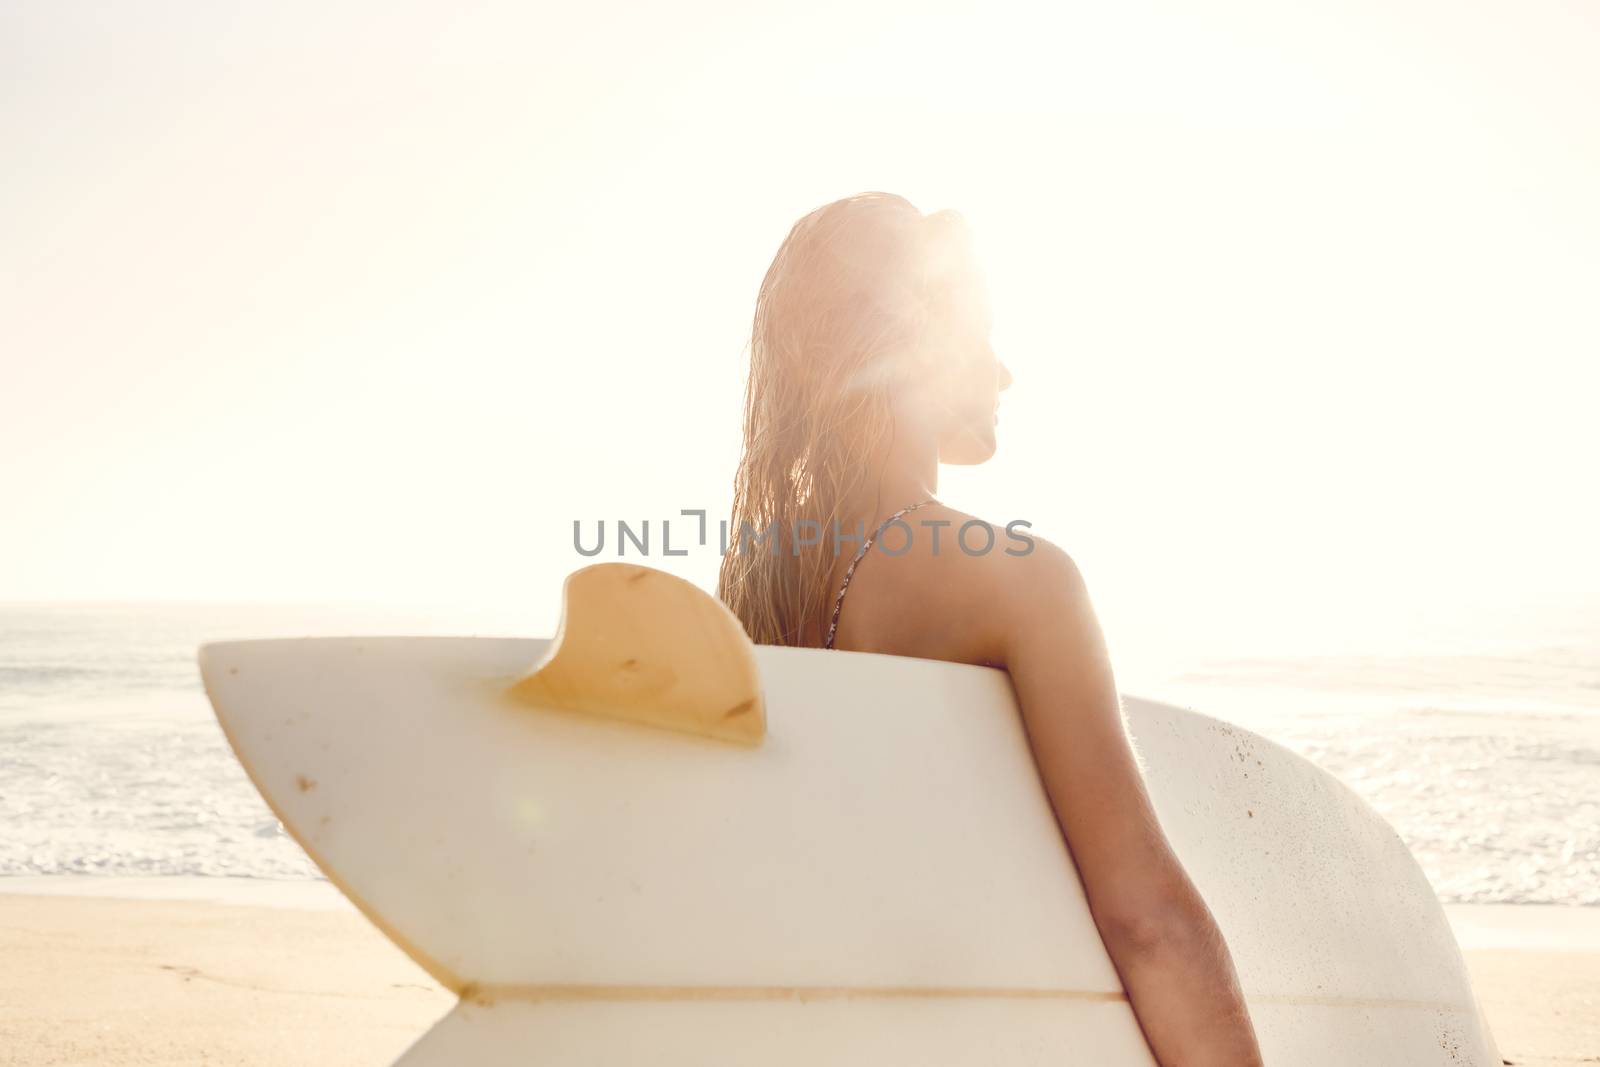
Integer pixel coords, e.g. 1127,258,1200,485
830,504,1085,669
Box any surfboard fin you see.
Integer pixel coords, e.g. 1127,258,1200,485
505,563,766,745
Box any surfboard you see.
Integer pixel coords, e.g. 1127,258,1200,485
197,562,1503,1065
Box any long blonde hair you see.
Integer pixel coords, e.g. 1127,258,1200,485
717,192,979,645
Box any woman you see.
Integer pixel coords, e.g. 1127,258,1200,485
717,192,1264,1066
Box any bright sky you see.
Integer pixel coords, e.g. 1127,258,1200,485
4,0,1597,663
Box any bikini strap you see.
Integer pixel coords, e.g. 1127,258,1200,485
823,498,938,650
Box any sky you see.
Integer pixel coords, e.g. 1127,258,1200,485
3,0,1597,663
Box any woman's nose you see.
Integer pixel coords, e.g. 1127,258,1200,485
997,359,1014,392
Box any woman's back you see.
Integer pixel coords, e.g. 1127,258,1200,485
819,502,1015,669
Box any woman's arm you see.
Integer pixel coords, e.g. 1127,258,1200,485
997,540,1264,1067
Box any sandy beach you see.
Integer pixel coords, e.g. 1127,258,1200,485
1,880,1594,1067
0,885,451,1067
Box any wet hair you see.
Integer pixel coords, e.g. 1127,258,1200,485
717,191,981,645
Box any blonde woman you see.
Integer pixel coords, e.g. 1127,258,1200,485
717,192,1264,1066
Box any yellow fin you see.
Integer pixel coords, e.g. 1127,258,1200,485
506,563,765,745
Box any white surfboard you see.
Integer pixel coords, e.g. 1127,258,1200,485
197,563,1502,1065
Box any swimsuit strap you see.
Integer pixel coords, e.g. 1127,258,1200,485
823,498,938,650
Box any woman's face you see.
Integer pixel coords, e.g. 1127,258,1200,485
924,303,1013,466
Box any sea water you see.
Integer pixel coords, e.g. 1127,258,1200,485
1,600,1595,905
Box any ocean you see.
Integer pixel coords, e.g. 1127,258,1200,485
1,601,1595,905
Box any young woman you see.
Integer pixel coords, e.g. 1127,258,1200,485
717,192,1264,1066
